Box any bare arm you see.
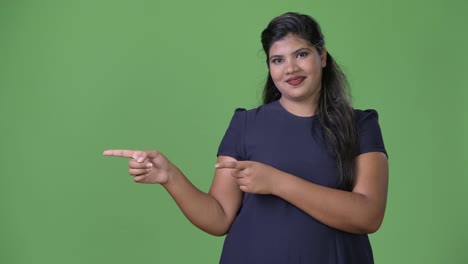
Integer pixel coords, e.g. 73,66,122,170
273,152,388,234
103,150,242,236
162,155,243,236
216,152,388,234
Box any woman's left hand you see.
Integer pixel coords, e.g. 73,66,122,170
215,161,279,194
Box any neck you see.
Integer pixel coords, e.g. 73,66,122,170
279,97,318,117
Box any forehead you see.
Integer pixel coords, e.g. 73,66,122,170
269,34,314,55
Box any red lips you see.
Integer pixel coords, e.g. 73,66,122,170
286,76,306,86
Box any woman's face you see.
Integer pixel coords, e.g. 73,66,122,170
268,34,327,106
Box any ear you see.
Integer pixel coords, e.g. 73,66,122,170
321,47,327,68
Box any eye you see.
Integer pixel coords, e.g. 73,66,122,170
297,52,309,58
270,58,283,64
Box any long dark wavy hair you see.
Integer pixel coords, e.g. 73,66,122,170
261,12,359,191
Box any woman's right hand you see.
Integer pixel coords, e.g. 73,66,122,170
103,149,173,184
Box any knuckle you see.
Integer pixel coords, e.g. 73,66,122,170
129,169,145,176
129,160,140,168
134,175,145,182
148,150,160,157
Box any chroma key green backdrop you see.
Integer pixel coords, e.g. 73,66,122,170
1,0,466,263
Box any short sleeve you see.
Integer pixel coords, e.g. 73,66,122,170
355,109,388,157
217,108,247,161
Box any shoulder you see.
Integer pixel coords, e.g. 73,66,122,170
353,108,383,133
231,101,279,120
237,101,278,113
353,109,387,156
354,109,380,124
218,103,276,160
353,109,384,132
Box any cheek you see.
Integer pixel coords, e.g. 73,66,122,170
269,66,282,81
300,63,322,79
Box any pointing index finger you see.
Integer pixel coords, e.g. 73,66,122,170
103,149,137,159
215,161,240,169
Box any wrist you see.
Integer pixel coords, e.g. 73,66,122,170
270,170,289,196
162,162,179,187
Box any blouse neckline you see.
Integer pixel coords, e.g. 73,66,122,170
273,100,317,120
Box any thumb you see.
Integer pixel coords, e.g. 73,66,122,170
132,151,148,163
144,150,162,159
143,150,166,165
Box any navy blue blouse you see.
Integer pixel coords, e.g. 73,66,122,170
217,100,387,264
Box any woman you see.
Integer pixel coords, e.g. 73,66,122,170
104,12,388,264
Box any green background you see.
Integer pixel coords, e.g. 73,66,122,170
1,0,466,263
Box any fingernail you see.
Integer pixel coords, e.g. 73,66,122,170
146,163,153,168
137,157,144,162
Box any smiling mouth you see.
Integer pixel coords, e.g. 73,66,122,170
286,76,306,86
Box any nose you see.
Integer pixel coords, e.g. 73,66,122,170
285,59,299,74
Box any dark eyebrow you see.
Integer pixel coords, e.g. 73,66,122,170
291,47,314,55
269,47,314,60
